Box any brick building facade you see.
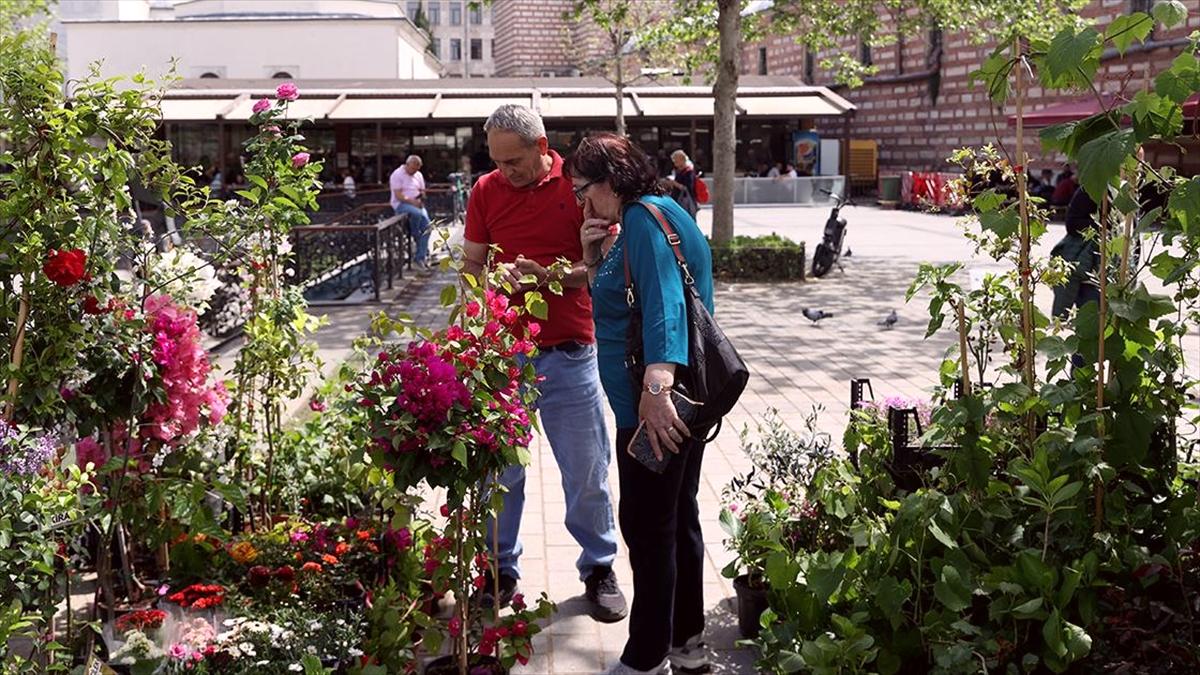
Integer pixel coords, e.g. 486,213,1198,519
492,0,581,77
743,1,1200,176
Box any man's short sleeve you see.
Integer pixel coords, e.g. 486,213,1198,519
388,169,401,192
464,181,489,244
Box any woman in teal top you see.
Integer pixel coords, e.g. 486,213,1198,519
565,134,715,675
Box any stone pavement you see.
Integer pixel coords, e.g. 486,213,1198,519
284,205,1197,674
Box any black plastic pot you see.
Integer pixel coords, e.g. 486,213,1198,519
733,573,769,638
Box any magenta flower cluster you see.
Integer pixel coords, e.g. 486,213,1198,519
855,395,933,428
357,288,539,485
142,294,228,443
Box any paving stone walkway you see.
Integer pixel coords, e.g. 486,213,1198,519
274,205,1198,674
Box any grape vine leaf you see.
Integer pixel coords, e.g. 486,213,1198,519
1076,129,1135,201
1151,0,1188,28
1104,13,1153,56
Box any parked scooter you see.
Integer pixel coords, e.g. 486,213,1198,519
811,189,851,278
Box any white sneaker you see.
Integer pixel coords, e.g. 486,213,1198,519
668,634,711,674
604,657,672,675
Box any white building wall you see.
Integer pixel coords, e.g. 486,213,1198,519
63,18,439,82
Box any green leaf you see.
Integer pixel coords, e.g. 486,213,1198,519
1042,27,1100,88
979,209,1020,238
1154,52,1200,103
928,520,958,549
1169,177,1200,235
439,284,457,307
1104,13,1153,55
1012,597,1044,618
1043,610,1068,658
528,296,549,321
248,174,269,190
718,507,742,538
1152,0,1188,28
451,440,467,467
934,565,972,613
1077,130,1135,201
873,576,910,630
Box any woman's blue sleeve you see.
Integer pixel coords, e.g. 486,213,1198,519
626,206,689,367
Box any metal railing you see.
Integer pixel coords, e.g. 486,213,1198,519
697,176,847,205
289,203,410,303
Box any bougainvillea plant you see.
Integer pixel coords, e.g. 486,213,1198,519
353,259,560,674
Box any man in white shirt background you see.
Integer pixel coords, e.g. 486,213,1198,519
390,154,432,268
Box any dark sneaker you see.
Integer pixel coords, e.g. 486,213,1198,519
668,633,711,674
584,566,628,622
473,571,518,610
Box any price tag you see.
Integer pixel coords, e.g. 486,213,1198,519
84,655,118,675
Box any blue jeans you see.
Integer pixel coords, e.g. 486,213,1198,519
487,343,618,580
394,203,431,263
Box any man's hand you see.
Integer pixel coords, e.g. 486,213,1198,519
496,255,539,293
514,255,548,286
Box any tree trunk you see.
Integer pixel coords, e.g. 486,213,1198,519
615,53,626,136
712,0,740,245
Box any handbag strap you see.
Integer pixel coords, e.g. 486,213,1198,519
623,199,696,308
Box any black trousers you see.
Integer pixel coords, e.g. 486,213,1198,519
615,426,707,671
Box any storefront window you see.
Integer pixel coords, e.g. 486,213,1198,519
350,125,381,184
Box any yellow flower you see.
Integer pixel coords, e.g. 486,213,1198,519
230,541,259,564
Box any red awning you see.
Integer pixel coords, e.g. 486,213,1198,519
1008,93,1199,128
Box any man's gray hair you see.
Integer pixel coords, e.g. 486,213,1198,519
406,154,422,165
484,104,546,144
671,149,689,161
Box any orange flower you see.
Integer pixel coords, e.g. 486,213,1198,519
301,561,323,574
322,554,339,565
355,529,373,541
366,542,380,553
335,542,351,556
230,541,259,564
293,552,303,561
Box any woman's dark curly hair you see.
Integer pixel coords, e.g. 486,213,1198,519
563,133,664,203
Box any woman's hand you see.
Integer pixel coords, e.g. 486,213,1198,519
581,218,615,265
635,383,692,461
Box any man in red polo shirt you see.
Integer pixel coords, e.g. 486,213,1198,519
462,104,626,623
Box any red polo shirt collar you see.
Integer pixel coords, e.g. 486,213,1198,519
498,150,564,191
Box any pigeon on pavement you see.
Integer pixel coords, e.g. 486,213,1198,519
878,310,899,329
802,308,833,325
844,248,852,257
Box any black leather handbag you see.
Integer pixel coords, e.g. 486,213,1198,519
623,199,749,465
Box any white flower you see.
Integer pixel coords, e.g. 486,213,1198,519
348,647,364,657
306,645,318,655
239,641,256,657
149,245,220,311
289,665,303,672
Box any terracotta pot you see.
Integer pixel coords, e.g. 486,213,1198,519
733,573,769,638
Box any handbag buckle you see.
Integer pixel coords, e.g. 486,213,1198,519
666,232,681,246
680,262,695,285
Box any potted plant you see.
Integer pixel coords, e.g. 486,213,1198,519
353,263,559,674
721,409,834,637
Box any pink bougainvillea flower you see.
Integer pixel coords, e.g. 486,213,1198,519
275,82,299,101
291,152,310,168
309,398,327,412
448,615,462,637
464,301,481,318
263,124,282,137
251,97,271,114
43,248,87,287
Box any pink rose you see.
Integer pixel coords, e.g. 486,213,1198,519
275,82,299,101
291,152,310,168
251,97,271,114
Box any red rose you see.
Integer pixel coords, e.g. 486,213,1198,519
274,565,295,582
44,248,87,287
82,295,105,315
247,565,273,587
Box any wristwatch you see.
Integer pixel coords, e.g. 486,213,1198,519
644,381,670,396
